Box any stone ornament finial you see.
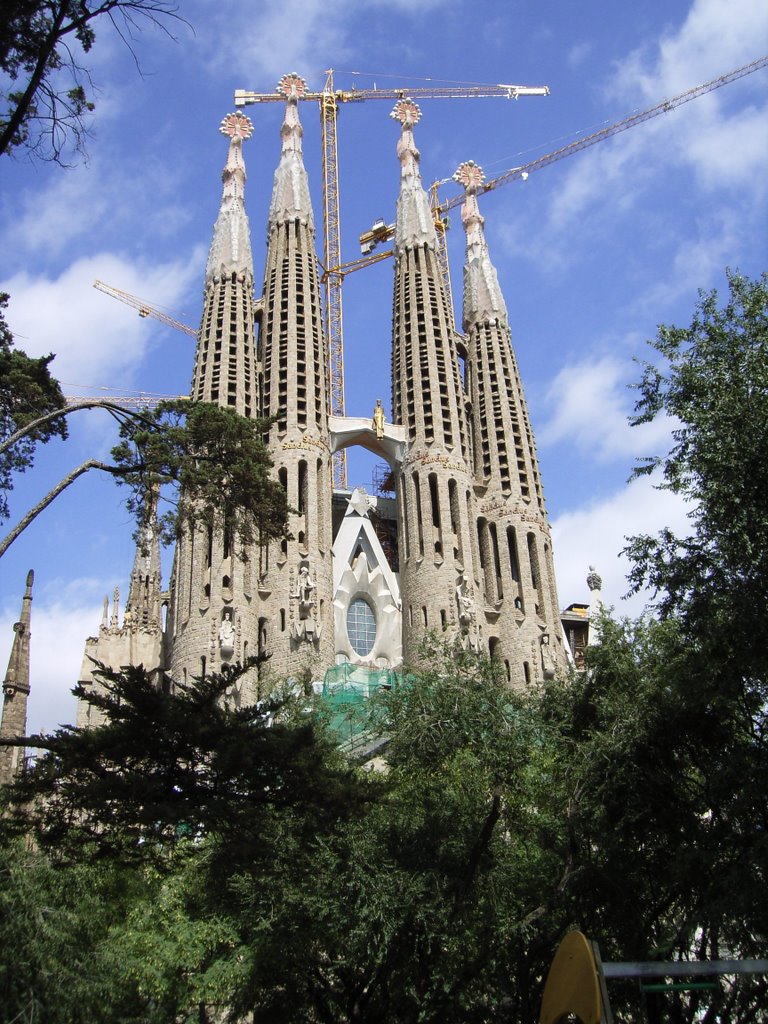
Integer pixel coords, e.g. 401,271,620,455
219,111,253,142
390,97,422,127
276,72,308,101
587,566,602,592
453,159,485,194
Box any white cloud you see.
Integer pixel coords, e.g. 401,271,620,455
552,474,692,618
567,42,593,71
538,355,674,463
0,578,110,735
1,250,202,386
1,152,196,263
615,0,768,101
192,0,456,82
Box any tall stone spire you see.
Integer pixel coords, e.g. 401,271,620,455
390,102,477,663
125,497,163,633
454,161,566,684
191,111,258,417
391,98,436,254
257,72,333,682
168,112,263,695
268,73,314,231
455,161,507,326
0,570,33,785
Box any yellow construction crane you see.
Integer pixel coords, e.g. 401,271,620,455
93,279,197,338
235,70,550,487
352,56,768,300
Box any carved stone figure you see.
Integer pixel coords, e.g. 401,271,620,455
456,570,476,628
372,398,386,440
540,633,555,680
219,608,235,656
296,564,315,619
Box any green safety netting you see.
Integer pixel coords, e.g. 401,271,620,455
320,662,400,749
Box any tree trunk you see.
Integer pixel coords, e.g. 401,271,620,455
0,458,116,558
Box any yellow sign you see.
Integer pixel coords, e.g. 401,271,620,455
540,930,606,1024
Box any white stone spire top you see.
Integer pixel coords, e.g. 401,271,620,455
268,73,314,231
454,160,507,329
205,112,255,284
391,98,436,254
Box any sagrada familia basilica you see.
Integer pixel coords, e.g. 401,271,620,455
2,73,605,766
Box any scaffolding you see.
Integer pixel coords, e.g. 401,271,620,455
320,662,400,750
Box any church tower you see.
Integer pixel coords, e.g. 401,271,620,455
389,100,479,662
167,110,262,697
256,74,334,681
77,513,165,728
454,161,566,683
0,570,33,785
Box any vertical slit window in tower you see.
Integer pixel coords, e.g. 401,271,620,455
527,532,544,615
413,473,424,557
316,458,323,549
490,522,503,600
206,524,213,569
507,527,524,613
280,608,286,632
184,529,194,621
223,520,232,560
440,609,447,631
523,661,531,684
428,473,442,557
477,518,488,599
422,606,428,627
448,478,462,562
298,461,308,543
399,478,410,561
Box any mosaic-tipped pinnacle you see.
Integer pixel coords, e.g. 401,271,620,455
219,112,254,141
390,97,422,127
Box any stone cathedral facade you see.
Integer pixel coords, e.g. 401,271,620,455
76,74,567,715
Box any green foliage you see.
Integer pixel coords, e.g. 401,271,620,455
110,399,291,549
0,0,181,162
0,838,157,1023
0,292,67,521
4,660,368,866
626,270,768,686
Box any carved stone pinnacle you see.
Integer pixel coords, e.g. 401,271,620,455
390,98,421,127
276,72,308,100
453,160,485,193
220,112,254,141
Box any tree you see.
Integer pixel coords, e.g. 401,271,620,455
626,269,768,691
0,0,182,163
2,660,370,862
536,272,768,1023
0,292,68,522
0,398,291,558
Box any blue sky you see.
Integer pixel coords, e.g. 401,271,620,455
1,0,766,733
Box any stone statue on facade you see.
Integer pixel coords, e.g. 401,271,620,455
219,608,235,657
292,563,321,645
372,399,386,440
296,564,315,619
540,632,556,680
456,570,476,628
